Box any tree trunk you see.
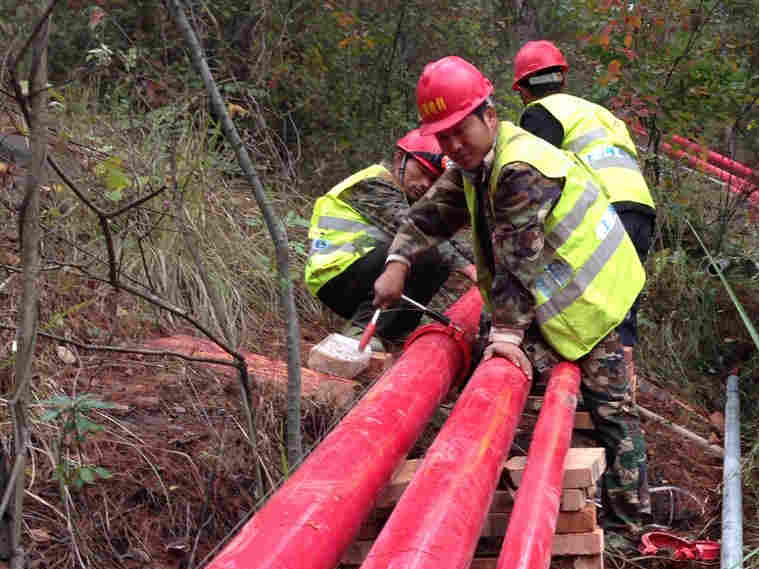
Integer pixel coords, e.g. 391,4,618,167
165,0,303,467
9,6,50,568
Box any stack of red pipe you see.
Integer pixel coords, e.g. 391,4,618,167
629,124,758,206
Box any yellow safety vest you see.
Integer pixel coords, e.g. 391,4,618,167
527,93,655,210
464,122,645,360
304,164,391,296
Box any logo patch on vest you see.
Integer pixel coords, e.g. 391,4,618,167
536,259,572,299
311,238,329,252
596,206,616,241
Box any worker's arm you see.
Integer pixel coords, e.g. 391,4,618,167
484,162,564,377
373,167,471,307
519,104,564,148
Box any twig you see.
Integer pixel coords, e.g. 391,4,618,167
0,324,242,368
637,404,723,457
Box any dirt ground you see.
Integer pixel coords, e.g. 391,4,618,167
0,306,750,569
0,227,753,569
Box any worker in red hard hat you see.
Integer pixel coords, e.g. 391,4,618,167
373,55,653,531
513,39,657,424
305,128,473,351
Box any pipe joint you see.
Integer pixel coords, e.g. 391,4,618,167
404,322,473,384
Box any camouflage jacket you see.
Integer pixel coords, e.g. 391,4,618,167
387,144,563,336
340,162,473,269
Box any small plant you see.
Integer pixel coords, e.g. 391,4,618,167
39,394,115,490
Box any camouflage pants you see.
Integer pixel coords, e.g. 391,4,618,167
523,327,651,527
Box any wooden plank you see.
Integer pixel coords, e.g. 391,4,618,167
506,448,606,489
378,459,592,511
525,397,594,429
343,529,604,565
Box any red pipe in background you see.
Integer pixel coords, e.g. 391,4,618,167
206,287,483,569
662,142,759,205
669,134,758,183
629,124,758,201
497,362,581,569
360,357,531,569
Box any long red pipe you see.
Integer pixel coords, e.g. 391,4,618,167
630,124,758,199
497,362,581,569
662,142,759,204
206,287,482,569
360,357,530,569
669,134,758,183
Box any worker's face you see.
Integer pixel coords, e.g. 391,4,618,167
403,157,437,201
434,107,498,170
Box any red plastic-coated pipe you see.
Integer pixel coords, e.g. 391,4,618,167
662,142,758,204
497,362,581,569
360,357,530,569
629,124,758,201
206,287,483,569
669,134,758,183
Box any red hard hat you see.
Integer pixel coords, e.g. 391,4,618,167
512,40,568,91
396,128,445,175
416,56,493,135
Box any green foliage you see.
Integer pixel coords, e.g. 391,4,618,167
39,394,116,490
567,0,758,158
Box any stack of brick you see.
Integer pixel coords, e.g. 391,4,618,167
339,446,606,568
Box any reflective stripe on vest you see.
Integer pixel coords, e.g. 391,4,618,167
464,122,644,360
527,93,655,210
537,208,626,324
304,164,390,295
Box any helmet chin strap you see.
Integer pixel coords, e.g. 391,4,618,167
398,152,409,189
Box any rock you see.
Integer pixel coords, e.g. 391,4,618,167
307,333,371,379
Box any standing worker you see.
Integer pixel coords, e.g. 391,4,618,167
305,129,472,351
513,40,656,387
374,56,652,530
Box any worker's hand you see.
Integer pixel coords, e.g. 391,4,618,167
483,341,532,379
373,261,409,308
456,263,477,283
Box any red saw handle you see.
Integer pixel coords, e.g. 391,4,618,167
357,309,381,352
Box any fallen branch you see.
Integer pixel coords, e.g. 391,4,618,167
637,404,724,458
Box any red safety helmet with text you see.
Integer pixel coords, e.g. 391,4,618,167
512,40,568,91
396,128,447,176
416,56,494,135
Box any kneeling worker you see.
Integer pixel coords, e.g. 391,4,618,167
305,129,472,351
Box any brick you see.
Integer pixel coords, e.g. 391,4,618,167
548,554,604,569
552,528,604,556
470,553,603,569
560,488,586,511
376,459,516,511
506,447,606,489
524,397,594,430
554,504,597,534
573,554,604,569
477,506,595,538
573,412,594,430
307,333,371,379
375,459,422,508
344,529,603,566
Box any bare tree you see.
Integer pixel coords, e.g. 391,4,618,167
5,3,54,567
165,0,303,466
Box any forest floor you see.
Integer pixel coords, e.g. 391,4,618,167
0,258,746,569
